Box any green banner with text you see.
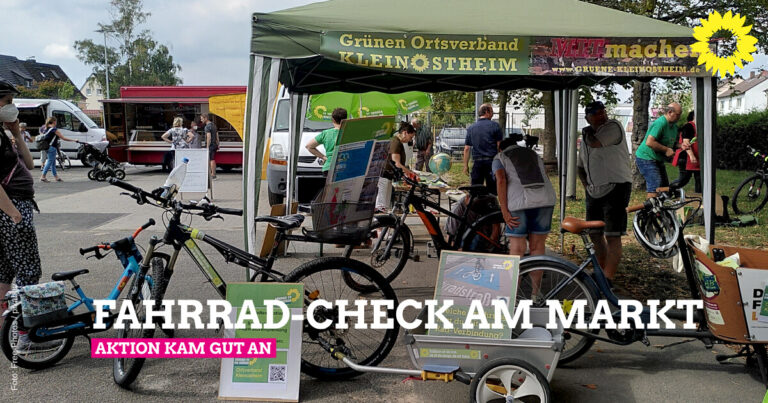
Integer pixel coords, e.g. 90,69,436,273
321,32,529,75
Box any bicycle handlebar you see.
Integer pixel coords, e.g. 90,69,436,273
132,218,156,238
182,202,243,217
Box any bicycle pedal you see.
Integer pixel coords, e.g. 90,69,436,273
427,242,438,258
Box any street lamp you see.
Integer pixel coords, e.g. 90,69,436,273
95,25,113,100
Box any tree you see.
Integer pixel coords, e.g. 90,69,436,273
15,80,80,100
74,0,181,99
652,78,693,117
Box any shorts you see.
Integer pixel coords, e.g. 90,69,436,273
208,147,218,161
504,206,554,237
586,182,632,236
635,157,669,193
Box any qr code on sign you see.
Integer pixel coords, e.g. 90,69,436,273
268,364,287,383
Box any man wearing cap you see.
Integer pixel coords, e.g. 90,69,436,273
635,102,685,198
577,101,632,281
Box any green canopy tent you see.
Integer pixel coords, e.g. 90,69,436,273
243,0,717,254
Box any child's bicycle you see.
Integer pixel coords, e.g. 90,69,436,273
0,219,164,371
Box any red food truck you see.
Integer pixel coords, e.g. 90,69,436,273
102,86,246,169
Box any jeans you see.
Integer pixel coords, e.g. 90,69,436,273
635,157,669,193
41,147,58,177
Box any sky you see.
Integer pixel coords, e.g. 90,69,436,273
2,0,767,92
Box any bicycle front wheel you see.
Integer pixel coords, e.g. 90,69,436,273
113,272,155,388
518,259,599,365
343,221,411,292
732,174,768,215
57,151,71,170
284,257,399,380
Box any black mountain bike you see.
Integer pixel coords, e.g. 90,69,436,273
107,178,399,387
345,167,507,292
732,146,768,215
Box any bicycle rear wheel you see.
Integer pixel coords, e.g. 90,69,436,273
284,257,399,380
0,313,74,370
732,174,768,215
518,259,599,365
343,221,410,292
113,272,155,388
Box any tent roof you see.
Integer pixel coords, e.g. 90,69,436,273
251,0,696,93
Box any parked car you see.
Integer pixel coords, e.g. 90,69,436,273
436,127,467,158
267,91,334,205
15,99,108,161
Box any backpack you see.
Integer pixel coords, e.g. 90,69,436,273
36,127,55,151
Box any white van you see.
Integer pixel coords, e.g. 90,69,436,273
14,99,108,160
266,93,334,205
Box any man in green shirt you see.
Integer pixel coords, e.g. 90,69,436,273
635,102,684,198
305,108,347,176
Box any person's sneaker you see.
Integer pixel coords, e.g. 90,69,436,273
15,333,62,352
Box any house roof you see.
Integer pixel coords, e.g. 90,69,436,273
0,54,82,97
718,72,768,98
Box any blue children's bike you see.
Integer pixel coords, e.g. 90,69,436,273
0,219,167,378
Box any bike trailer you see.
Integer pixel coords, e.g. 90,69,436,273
19,281,69,328
689,240,768,343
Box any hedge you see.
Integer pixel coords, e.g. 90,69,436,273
715,109,768,170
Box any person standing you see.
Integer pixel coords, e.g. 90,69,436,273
670,111,701,193
376,122,418,212
577,101,633,281
0,81,42,326
635,102,685,198
305,108,347,177
463,103,502,194
161,117,194,168
187,120,202,149
412,118,432,172
200,113,219,180
20,122,31,143
40,117,76,182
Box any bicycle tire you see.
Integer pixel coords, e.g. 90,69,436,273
342,221,411,292
732,174,768,215
114,169,126,180
284,257,399,380
113,272,155,388
0,313,74,370
469,357,551,403
87,169,97,180
58,151,71,170
518,259,599,365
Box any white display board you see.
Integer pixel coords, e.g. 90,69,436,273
174,149,209,193
735,268,768,341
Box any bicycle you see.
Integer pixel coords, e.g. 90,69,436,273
732,145,768,215
107,178,399,387
516,185,768,380
345,166,507,292
0,219,161,371
56,147,71,170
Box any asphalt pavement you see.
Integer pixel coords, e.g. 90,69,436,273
1,165,766,402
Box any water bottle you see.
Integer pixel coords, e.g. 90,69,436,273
160,157,189,199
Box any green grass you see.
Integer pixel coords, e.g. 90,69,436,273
443,160,767,300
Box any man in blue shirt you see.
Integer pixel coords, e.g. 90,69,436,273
463,103,502,194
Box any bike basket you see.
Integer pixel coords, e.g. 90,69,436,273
19,281,69,328
305,201,374,243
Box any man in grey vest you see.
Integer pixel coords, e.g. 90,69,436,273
577,101,632,281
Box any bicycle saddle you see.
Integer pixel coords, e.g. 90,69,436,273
560,216,605,234
458,185,490,196
51,269,89,281
253,214,305,230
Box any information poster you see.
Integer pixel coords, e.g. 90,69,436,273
174,149,209,193
429,251,519,339
314,116,394,232
219,283,303,401
735,268,768,341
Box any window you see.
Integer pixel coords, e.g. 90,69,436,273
97,89,102,95
719,100,725,110
25,80,31,88
736,98,742,108
51,71,60,79
52,111,74,131
86,89,92,96
40,72,46,78
729,98,734,108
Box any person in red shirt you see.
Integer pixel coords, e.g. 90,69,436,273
670,111,700,193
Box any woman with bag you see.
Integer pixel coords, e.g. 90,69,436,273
161,117,194,170
0,81,42,324
670,111,701,193
39,116,76,182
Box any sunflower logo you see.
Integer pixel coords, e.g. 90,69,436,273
313,105,327,119
411,54,429,73
691,10,758,77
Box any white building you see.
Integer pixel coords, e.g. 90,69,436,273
717,71,768,115
79,75,104,112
